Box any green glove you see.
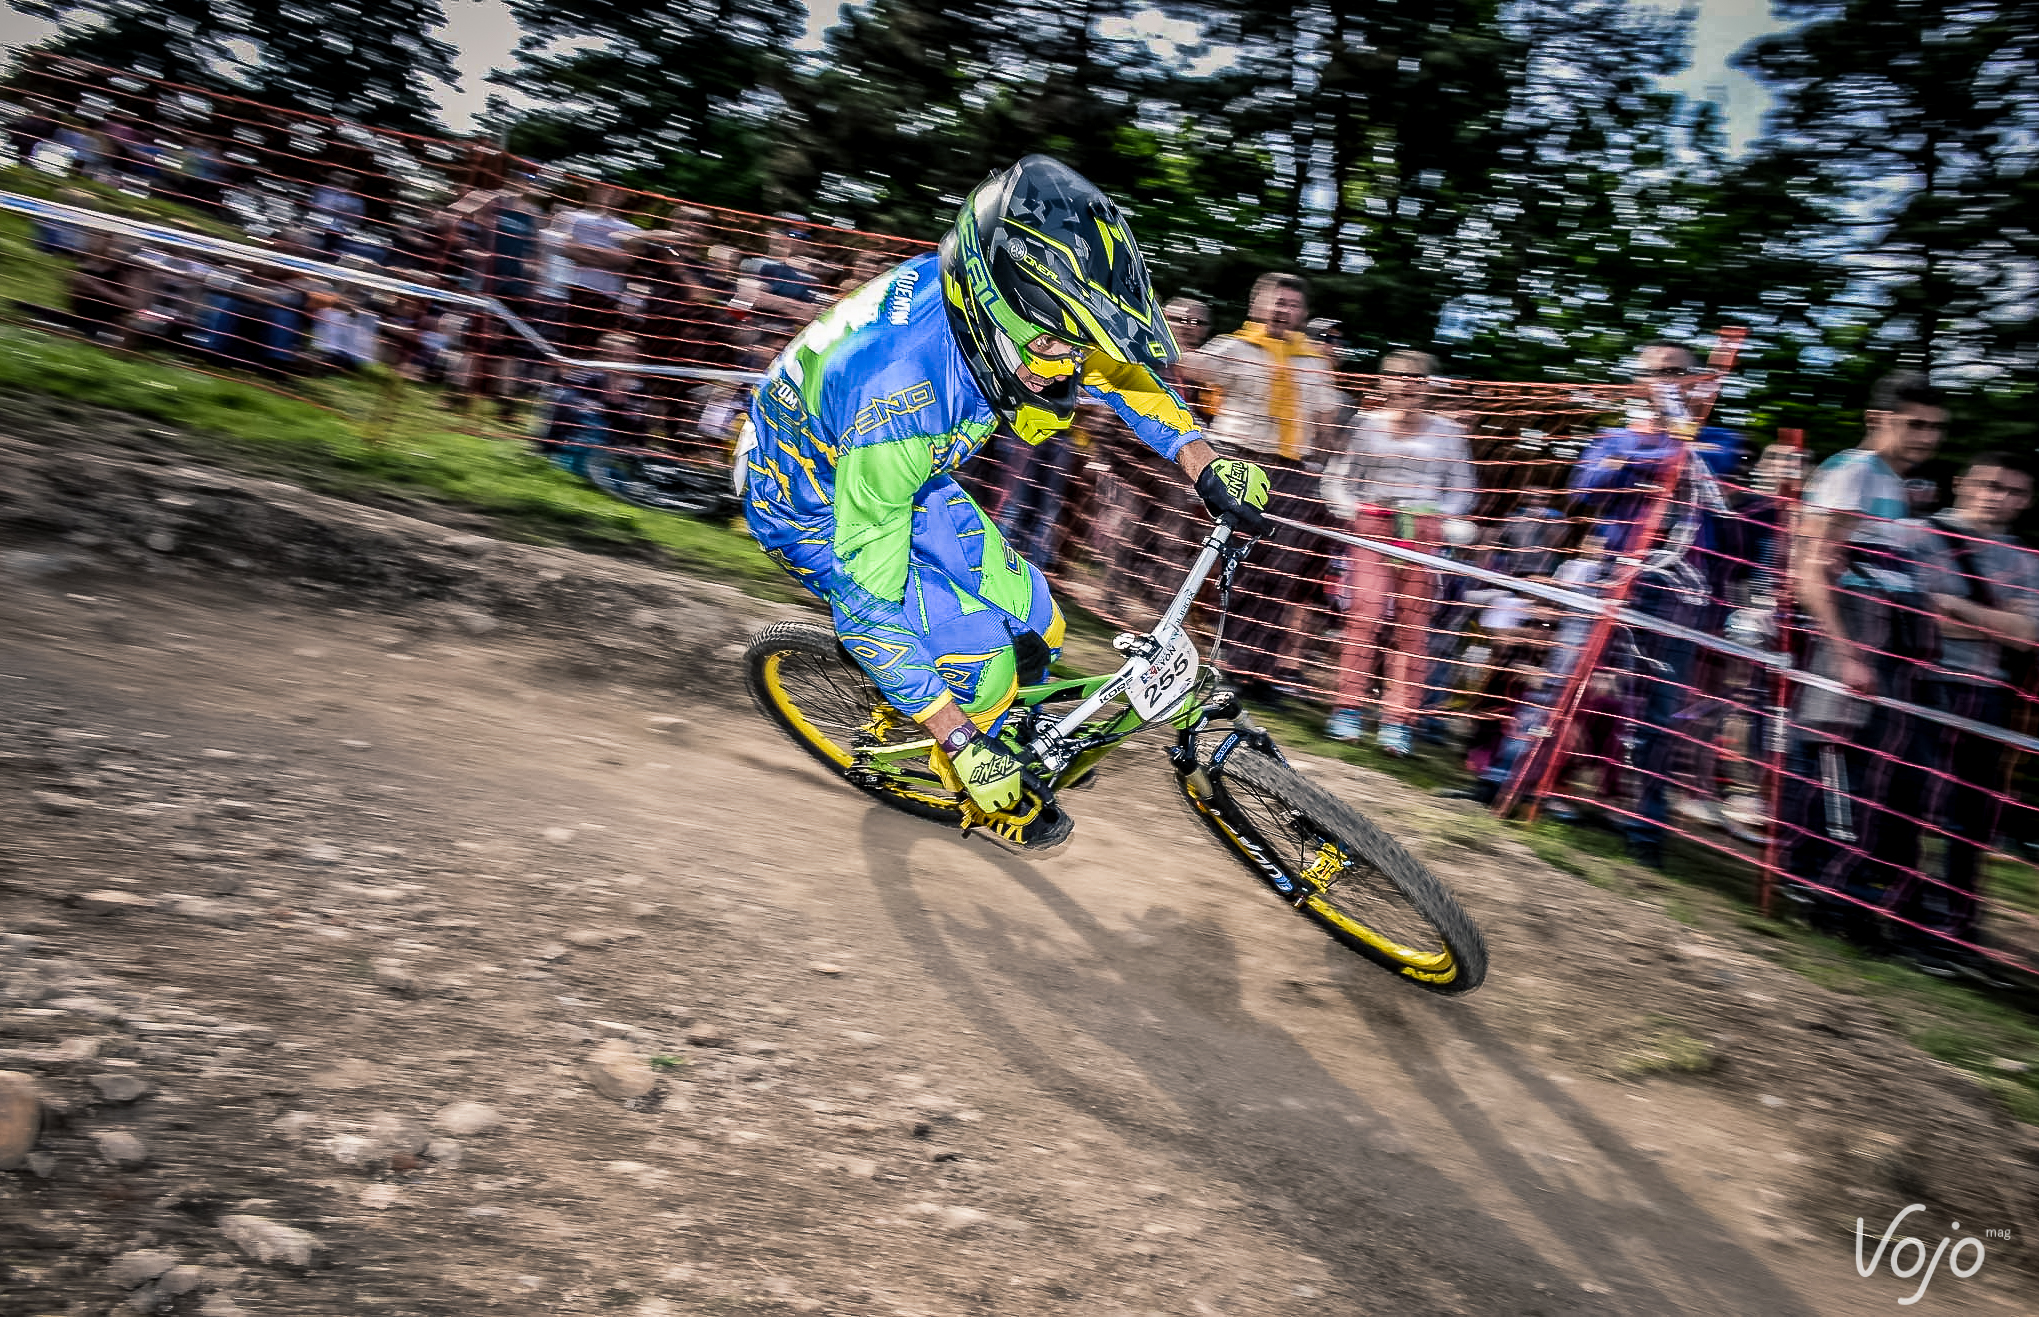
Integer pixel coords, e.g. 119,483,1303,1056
953,733,1025,813
1196,458,1272,534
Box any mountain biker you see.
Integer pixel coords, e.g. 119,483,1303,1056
741,154,1271,846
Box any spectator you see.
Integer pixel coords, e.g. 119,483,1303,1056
32,186,95,259
50,117,108,181
744,214,824,297
306,276,382,371
66,232,154,346
734,212,826,347
8,96,59,168
306,169,367,256
537,330,653,478
554,183,644,352
1320,350,1475,754
445,169,549,421
1568,341,1751,866
1305,317,1353,369
191,265,306,375
1179,272,1342,703
1782,370,1948,937
997,397,1104,573
1899,453,2038,978
837,249,892,297
159,132,229,215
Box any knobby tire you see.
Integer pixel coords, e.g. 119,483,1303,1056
1185,743,1488,995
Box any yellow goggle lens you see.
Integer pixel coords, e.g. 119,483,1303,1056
1021,348,1078,379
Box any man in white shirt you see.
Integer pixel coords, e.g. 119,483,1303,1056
1783,370,1948,941
554,183,643,352
1179,273,1342,701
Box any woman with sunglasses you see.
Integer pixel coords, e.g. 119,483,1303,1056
1320,350,1475,755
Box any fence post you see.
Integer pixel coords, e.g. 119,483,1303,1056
1496,445,1688,819
1757,427,1807,915
1495,328,1748,821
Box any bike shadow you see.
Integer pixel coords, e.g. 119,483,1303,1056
859,810,1814,1317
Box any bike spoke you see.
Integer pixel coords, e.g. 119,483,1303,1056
1227,778,1443,954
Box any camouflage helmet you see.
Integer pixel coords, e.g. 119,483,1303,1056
939,155,1177,443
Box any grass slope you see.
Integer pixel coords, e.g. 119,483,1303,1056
0,324,791,596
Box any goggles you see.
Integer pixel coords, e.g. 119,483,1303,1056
991,327,1081,380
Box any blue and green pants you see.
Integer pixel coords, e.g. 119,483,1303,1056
746,473,1065,731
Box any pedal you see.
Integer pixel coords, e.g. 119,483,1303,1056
958,787,1074,855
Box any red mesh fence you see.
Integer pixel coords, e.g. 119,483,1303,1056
2,52,926,467
5,55,2036,983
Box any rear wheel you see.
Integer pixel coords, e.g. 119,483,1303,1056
744,621,964,824
1183,742,1487,994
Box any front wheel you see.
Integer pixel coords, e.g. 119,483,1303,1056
1183,741,1488,995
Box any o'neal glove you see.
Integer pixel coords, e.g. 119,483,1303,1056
1196,458,1272,535
952,733,1025,813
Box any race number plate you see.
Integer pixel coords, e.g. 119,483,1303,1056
1127,629,1198,722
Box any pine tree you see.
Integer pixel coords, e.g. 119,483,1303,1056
1725,0,2039,453
15,0,253,90
1442,0,1718,380
491,0,806,209
767,0,1168,238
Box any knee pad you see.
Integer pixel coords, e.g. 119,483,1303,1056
1012,630,1053,688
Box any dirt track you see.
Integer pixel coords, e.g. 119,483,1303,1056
1,412,2036,1316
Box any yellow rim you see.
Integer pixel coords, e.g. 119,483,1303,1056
1301,895,1458,983
1296,841,1456,980
760,649,961,815
759,651,852,768
1196,793,1456,984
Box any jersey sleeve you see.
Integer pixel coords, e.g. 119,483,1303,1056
1081,353,1199,462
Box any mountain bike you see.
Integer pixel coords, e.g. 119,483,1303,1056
744,517,1489,996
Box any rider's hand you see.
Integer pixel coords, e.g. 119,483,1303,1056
953,734,1025,813
1197,458,1271,535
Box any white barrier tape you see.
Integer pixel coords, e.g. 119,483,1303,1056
1271,513,2039,757
0,189,764,385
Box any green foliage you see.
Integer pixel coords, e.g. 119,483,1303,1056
490,0,807,210
15,1,457,134
14,1,250,90
240,1,459,134
1716,0,2039,459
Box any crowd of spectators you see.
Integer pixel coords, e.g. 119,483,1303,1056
970,271,2036,983
6,80,2035,980
3,88,867,462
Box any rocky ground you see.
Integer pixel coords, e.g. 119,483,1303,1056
1,405,2037,1316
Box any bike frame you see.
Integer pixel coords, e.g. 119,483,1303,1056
844,519,1244,787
